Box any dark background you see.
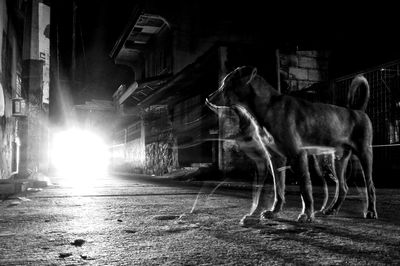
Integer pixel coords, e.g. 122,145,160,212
52,0,400,102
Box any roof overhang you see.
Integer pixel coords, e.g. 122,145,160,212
116,74,172,106
110,13,170,65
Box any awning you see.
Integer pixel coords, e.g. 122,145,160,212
120,74,172,106
110,11,170,64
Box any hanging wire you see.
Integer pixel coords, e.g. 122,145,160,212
77,9,88,79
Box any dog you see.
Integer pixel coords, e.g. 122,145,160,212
217,104,340,225
206,66,377,224
213,104,340,225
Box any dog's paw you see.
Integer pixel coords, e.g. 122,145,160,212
322,208,338,216
364,210,378,219
261,210,279,220
239,215,260,227
314,210,326,217
297,213,315,223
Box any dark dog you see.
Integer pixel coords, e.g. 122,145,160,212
214,104,340,225
206,66,377,223
218,105,338,225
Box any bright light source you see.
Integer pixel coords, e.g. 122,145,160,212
51,128,109,182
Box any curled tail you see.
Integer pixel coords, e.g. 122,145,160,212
347,75,370,111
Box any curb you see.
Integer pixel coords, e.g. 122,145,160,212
0,179,48,198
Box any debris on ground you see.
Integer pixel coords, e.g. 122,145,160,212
17,197,31,202
70,239,85,247
59,252,72,258
80,254,95,260
26,188,42,192
0,231,15,237
7,201,21,207
175,213,193,224
153,215,180,220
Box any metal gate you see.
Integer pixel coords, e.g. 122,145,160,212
335,61,400,186
293,60,400,186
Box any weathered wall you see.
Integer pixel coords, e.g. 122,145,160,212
0,0,19,179
110,121,146,173
18,0,51,176
19,59,47,175
0,89,17,179
279,50,330,92
124,138,146,169
144,106,178,175
145,130,178,176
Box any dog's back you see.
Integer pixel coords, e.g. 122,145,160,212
260,95,373,154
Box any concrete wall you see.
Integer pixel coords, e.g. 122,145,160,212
145,130,178,176
0,88,17,179
144,105,178,175
279,50,330,92
111,121,146,173
18,0,50,176
0,0,19,179
110,114,178,176
0,0,7,74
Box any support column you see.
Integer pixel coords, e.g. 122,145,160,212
19,0,50,176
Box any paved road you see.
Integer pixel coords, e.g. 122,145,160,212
1,174,400,265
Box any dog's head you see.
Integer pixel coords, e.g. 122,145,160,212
205,66,258,113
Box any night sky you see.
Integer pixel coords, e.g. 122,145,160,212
53,1,400,103
52,0,136,103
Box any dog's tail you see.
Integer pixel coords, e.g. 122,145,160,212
347,75,370,112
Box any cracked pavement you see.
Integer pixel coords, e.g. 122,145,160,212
1,174,400,265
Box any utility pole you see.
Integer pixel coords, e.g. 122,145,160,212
71,0,77,88
20,0,51,176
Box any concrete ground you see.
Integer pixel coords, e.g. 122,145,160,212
1,173,400,265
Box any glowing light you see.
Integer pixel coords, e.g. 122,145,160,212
51,128,109,183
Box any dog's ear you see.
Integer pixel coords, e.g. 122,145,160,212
246,67,257,85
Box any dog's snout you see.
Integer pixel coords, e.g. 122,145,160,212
206,87,224,106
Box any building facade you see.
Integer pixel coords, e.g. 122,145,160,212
109,1,329,176
0,0,50,179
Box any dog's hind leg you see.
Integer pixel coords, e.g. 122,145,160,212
322,154,340,214
324,149,351,216
358,146,378,219
293,151,315,222
310,154,330,213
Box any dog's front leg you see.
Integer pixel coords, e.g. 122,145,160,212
240,160,268,227
261,154,286,220
294,151,315,222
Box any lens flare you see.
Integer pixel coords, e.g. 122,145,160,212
51,128,109,183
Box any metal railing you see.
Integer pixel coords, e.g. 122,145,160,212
294,60,400,184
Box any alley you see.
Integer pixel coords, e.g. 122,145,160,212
1,174,400,265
